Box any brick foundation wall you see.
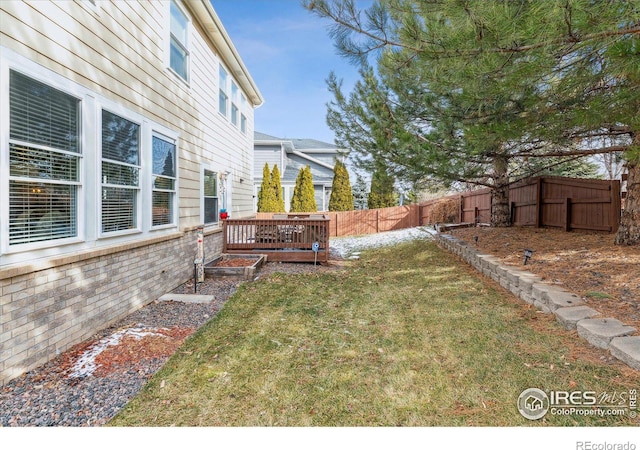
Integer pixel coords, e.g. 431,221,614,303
0,228,223,385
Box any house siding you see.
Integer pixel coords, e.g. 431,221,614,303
285,154,334,184
0,229,223,385
0,0,260,384
254,145,284,179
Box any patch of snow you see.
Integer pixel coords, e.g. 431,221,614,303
69,324,170,379
330,226,436,259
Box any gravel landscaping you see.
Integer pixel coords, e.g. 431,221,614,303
0,228,433,427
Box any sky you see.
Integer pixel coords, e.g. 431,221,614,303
211,0,362,145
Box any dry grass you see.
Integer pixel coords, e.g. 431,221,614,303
449,226,640,332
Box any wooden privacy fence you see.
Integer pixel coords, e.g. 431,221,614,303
249,176,620,241
258,205,421,237
223,215,330,263
418,176,622,233
509,176,621,232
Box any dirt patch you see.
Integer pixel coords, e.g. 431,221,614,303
51,325,195,380
213,258,258,267
449,226,640,332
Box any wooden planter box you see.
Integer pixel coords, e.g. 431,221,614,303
204,254,267,281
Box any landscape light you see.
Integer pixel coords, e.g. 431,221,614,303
523,248,534,265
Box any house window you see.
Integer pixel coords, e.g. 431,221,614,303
152,134,176,226
240,94,247,133
203,169,218,224
101,110,140,233
231,82,238,126
219,66,228,117
8,70,80,245
169,0,189,81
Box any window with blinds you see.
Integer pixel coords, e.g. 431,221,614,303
101,110,140,233
170,0,189,81
8,70,80,245
152,135,176,226
203,169,218,224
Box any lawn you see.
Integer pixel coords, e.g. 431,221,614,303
109,239,639,426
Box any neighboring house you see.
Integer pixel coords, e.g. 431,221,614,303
254,132,342,211
0,0,263,384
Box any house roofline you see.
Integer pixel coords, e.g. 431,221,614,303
255,141,341,155
291,150,335,171
291,148,340,154
188,0,264,107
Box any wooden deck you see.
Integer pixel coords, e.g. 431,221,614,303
222,215,330,263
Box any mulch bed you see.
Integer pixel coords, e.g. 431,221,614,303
212,258,258,267
449,226,640,332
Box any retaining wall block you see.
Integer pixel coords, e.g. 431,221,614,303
495,265,509,279
545,290,585,311
533,299,552,313
554,305,600,330
531,283,552,306
609,336,640,371
517,275,543,296
577,318,636,350
478,255,500,271
519,290,534,305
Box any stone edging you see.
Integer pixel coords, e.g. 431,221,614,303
434,232,640,371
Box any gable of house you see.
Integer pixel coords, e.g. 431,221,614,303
254,132,343,211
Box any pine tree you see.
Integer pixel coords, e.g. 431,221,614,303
271,164,286,212
368,165,397,209
257,163,276,212
328,159,354,211
309,0,640,241
290,166,317,212
352,173,369,210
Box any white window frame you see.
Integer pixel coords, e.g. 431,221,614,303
231,81,239,126
2,65,86,254
99,108,142,236
219,65,228,117
168,0,190,83
240,93,247,133
151,132,178,229
201,167,219,226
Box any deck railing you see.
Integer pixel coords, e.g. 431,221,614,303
223,215,330,263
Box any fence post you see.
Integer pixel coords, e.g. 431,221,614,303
222,220,227,253
535,177,542,228
459,195,463,223
564,197,572,232
510,202,515,225
611,179,621,233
